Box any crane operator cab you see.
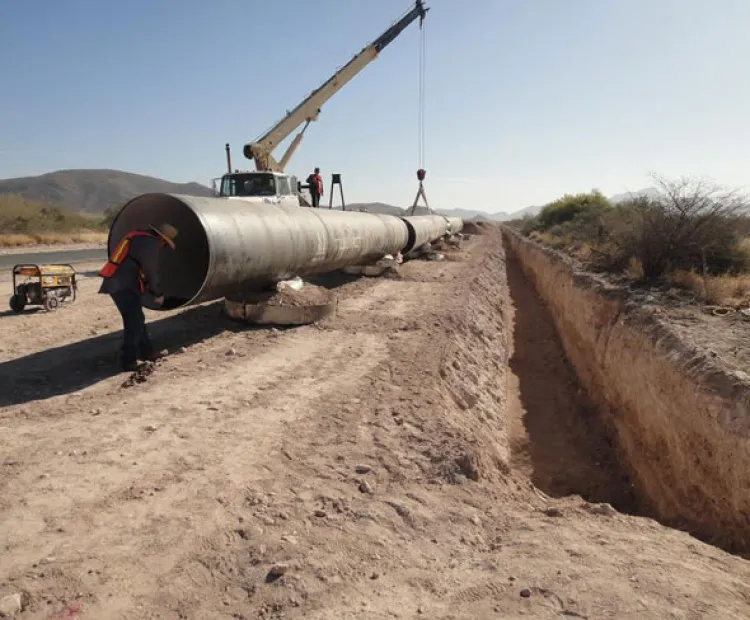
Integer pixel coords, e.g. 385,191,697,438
218,171,301,207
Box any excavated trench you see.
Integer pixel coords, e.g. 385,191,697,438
502,227,750,556
504,250,640,514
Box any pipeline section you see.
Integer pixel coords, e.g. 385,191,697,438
401,214,463,255
108,193,463,311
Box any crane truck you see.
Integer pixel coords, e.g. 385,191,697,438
214,0,428,208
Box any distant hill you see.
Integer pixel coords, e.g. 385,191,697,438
0,169,214,215
608,187,660,204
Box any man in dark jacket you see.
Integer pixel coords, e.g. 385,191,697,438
306,167,323,208
99,223,178,371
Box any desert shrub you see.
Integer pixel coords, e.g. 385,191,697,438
537,190,612,230
517,215,541,235
595,177,750,279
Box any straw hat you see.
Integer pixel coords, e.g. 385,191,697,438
150,223,178,249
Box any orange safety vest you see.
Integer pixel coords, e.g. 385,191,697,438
99,230,156,293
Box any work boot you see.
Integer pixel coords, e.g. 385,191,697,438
122,360,141,372
144,349,168,362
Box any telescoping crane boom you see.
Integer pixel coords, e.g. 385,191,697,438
217,1,428,204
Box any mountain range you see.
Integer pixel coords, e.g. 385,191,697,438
0,169,214,215
0,168,656,221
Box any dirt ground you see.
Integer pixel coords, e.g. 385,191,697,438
616,282,750,377
2,231,750,619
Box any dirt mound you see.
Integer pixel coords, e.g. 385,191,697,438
461,221,487,235
228,282,333,307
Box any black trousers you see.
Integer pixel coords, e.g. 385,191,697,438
310,191,321,208
111,289,154,367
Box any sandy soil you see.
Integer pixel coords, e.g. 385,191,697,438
1,231,750,619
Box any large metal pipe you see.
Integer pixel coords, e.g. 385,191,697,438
108,193,409,311
400,214,464,254
401,215,449,254
445,217,464,235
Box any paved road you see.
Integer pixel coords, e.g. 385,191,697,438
0,248,106,272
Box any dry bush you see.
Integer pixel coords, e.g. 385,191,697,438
599,176,750,279
667,269,750,305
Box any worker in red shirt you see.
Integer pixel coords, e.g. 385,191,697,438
306,167,324,208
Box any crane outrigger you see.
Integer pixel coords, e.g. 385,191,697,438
215,1,428,207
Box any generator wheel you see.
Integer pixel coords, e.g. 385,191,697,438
9,294,26,313
44,296,60,311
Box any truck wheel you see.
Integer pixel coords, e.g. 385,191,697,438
9,294,26,313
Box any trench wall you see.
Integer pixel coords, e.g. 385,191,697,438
503,226,750,552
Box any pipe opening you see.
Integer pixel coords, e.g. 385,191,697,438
109,194,210,310
401,218,418,255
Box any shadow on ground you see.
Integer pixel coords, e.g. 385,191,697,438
0,301,261,408
0,270,366,408
504,248,639,513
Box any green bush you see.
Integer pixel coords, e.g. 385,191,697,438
537,190,612,230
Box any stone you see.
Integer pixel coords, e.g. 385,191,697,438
0,592,27,617
586,503,617,517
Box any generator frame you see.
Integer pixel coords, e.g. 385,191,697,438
9,263,78,312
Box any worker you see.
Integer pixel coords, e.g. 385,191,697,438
306,167,323,208
98,223,179,372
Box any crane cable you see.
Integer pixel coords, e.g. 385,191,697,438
418,19,426,171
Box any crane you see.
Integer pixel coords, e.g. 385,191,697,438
216,0,428,205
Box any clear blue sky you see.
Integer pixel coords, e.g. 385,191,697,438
1,0,748,213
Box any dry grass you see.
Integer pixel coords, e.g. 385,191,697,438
0,232,107,248
531,229,750,307
667,270,750,306
505,227,750,554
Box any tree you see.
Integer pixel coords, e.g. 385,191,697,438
601,175,750,279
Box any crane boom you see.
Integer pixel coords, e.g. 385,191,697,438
242,0,429,172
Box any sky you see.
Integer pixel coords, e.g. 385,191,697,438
1,0,749,214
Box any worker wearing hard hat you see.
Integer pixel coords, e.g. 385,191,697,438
306,167,324,208
99,223,178,372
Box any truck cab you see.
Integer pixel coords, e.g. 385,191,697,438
217,171,301,207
